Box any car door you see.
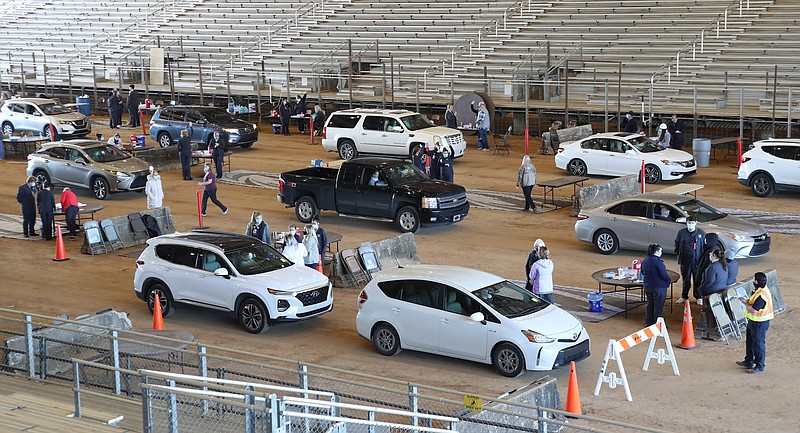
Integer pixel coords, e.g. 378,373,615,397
191,249,233,308
766,145,800,186
388,279,440,351
359,116,388,153
384,117,408,155
38,146,68,183
160,245,202,302
606,139,642,176
437,285,489,360
606,200,650,251
186,110,207,143
334,163,359,214
161,108,189,143
647,203,683,251
578,138,608,174
356,167,393,217
13,102,37,133
61,148,94,186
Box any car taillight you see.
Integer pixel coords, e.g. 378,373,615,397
557,147,564,153
149,120,155,126
741,157,750,163
577,213,589,221
358,289,368,304
136,260,144,267
278,177,284,193
322,127,327,139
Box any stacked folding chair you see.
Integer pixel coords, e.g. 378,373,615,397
724,286,748,339
358,241,381,279
83,221,109,255
100,219,125,251
128,212,148,241
341,248,370,287
708,293,739,344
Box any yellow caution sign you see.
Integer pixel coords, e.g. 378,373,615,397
464,393,482,411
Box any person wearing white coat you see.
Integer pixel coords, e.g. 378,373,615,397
529,246,554,304
145,167,164,209
282,234,308,267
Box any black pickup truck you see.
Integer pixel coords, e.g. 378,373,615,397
278,157,469,232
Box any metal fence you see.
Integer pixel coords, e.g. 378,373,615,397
0,308,672,433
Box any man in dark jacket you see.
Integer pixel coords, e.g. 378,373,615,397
667,114,686,150
622,111,638,134
37,182,55,241
642,244,672,326
524,239,545,292
445,104,457,129
311,215,328,268
177,129,193,180
127,85,140,127
674,217,706,304
278,98,292,136
16,176,38,237
295,93,307,133
210,129,228,178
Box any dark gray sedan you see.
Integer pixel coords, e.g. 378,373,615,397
574,193,770,258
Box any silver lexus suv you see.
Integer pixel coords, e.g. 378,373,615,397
0,98,91,139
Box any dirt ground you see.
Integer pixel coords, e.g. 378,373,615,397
0,121,797,432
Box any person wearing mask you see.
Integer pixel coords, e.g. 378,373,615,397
642,244,672,327
303,225,319,270
177,129,193,180
145,167,164,209
59,187,79,237
725,249,739,286
524,239,545,293
674,217,705,304
198,162,228,216
107,90,119,129
697,249,728,297
445,104,457,129
127,84,140,127
278,98,292,136
368,171,387,187
282,233,308,267
411,145,426,173
623,111,638,134
529,246,554,303
37,182,55,241
288,225,303,243
210,129,227,178
427,145,442,180
471,101,491,151
312,105,325,135
667,114,686,150
245,211,270,244
439,148,454,183
295,93,307,133
656,123,671,148
736,272,773,374
16,176,38,238
108,133,122,148
516,155,537,213
693,232,725,304
311,215,328,268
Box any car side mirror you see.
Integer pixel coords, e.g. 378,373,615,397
469,312,486,324
75,157,87,165
625,149,636,155
213,268,229,277
196,119,207,126
392,126,403,133
32,112,42,117
675,217,687,224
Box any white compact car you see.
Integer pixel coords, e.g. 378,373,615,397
321,108,467,160
738,138,800,197
355,265,590,377
134,231,333,334
555,132,696,183
0,98,91,139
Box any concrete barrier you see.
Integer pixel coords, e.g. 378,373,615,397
330,233,419,288
81,206,175,254
575,174,640,214
541,124,593,154
132,145,185,173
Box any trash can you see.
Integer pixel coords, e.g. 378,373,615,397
75,96,91,116
692,138,711,168
272,124,281,134
588,292,604,312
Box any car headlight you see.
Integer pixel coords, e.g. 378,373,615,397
223,128,239,135
421,197,438,209
726,232,748,242
522,330,556,344
433,136,442,146
267,288,293,295
660,159,678,165
108,171,130,178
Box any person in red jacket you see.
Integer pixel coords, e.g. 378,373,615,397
60,187,79,236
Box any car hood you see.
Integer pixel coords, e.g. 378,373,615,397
701,214,767,237
101,158,151,173
511,305,583,337
650,148,693,161
395,180,466,197
240,263,329,292
51,112,87,121
418,126,461,137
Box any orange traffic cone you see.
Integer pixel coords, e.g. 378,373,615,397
153,293,165,330
52,226,69,262
565,360,582,415
677,301,698,350
316,254,323,273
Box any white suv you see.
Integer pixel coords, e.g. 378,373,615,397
321,108,467,160
738,139,800,197
0,98,91,139
133,231,333,333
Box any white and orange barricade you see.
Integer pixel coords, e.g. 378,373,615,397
593,317,679,401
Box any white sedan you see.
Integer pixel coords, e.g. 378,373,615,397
355,265,590,377
555,132,696,183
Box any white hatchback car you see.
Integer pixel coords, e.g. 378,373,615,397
134,231,332,334
555,132,696,183
321,108,467,160
356,265,590,377
738,138,800,197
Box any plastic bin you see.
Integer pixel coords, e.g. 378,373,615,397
692,138,711,168
136,135,146,147
272,124,281,134
75,96,91,116
588,292,604,312
311,159,323,167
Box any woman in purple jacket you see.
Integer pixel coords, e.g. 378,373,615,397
642,244,672,327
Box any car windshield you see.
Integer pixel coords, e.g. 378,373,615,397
627,136,664,153
85,145,131,162
225,243,292,275
39,102,72,115
472,280,549,318
198,109,235,124
383,163,430,186
675,198,727,222
400,114,434,131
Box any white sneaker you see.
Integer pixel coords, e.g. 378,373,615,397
676,297,687,304
222,209,229,215
697,298,703,306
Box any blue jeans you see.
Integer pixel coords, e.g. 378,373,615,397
477,128,489,149
539,292,554,304
745,320,770,369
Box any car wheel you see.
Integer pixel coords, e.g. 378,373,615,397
33,170,51,189
395,206,420,233
567,159,587,176
157,132,172,148
594,229,619,255
238,298,269,334
338,139,358,160
372,323,401,356
644,164,662,184
1,122,14,136
493,343,524,377
92,176,109,200
751,173,774,198
295,196,317,223
147,283,174,317
43,125,58,141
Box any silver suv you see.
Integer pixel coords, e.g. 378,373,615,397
26,140,151,199
0,98,91,139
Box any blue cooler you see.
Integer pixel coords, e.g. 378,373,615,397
272,124,281,134
136,135,146,147
311,159,323,167
76,96,91,116
588,292,604,312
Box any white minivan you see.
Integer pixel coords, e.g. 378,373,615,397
321,108,467,160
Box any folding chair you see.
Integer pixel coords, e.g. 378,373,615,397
100,219,125,251
708,293,738,344
127,212,148,240
358,241,381,278
341,248,370,287
493,126,511,155
83,220,109,255
724,286,748,338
